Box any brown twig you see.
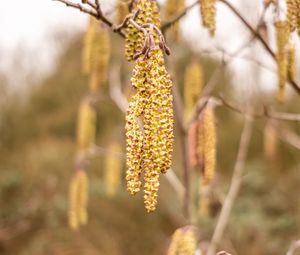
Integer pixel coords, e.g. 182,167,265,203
207,112,254,255
53,0,125,37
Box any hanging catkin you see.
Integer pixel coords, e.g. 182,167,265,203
104,142,123,197
164,0,185,40
184,60,203,125
82,17,110,93
286,0,298,32
199,0,216,36
68,170,89,230
287,41,296,80
167,227,197,255
77,97,97,150
125,0,174,212
275,20,289,102
202,106,216,185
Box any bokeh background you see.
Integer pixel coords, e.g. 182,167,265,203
1,0,300,254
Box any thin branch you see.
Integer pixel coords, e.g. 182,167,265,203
218,0,300,96
161,0,199,32
108,64,129,113
53,0,98,17
286,240,300,255
53,0,125,37
207,113,254,255
277,125,300,150
164,169,185,201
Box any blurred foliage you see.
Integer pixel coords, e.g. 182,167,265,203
0,30,299,255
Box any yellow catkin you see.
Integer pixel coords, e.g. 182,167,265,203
164,0,185,40
125,0,161,61
68,170,89,230
77,98,97,150
82,17,110,92
200,0,216,36
77,170,88,225
116,0,129,24
69,173,79,230
202,106,216,185
275,20,289,102
184,60,203,125
125,2,174,212
168,227,197,255
286,0,298,32
287,42,296,80
104,142,123,197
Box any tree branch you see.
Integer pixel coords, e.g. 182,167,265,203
207,113,254,255
53,0,125,37
161,0,199,32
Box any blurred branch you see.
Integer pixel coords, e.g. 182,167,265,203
276,125,300,150
161,0,300,95
218,0,300,96
53,0,125,37
207,112,254,255
286,240,300,255
53,0,97,16
161,0,199,32
109,64,129,113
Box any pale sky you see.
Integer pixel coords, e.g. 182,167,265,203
1,0,297,97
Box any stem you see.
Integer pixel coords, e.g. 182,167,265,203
207,113,254,255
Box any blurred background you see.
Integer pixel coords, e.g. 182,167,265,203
0,0,300,254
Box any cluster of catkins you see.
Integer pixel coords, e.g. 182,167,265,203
199,0,217,35
164,0,186,40
274,0,300,102
69,17,110,230
125,0,174,212
167,226,197,255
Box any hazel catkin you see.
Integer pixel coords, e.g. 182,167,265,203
68,170,89,230
200,0,216,36
202,106,216,185
82,17,110,92
168,227,197,255
275,20,289,102
184,60,203,125
104,142,123,197
77,97,97,150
